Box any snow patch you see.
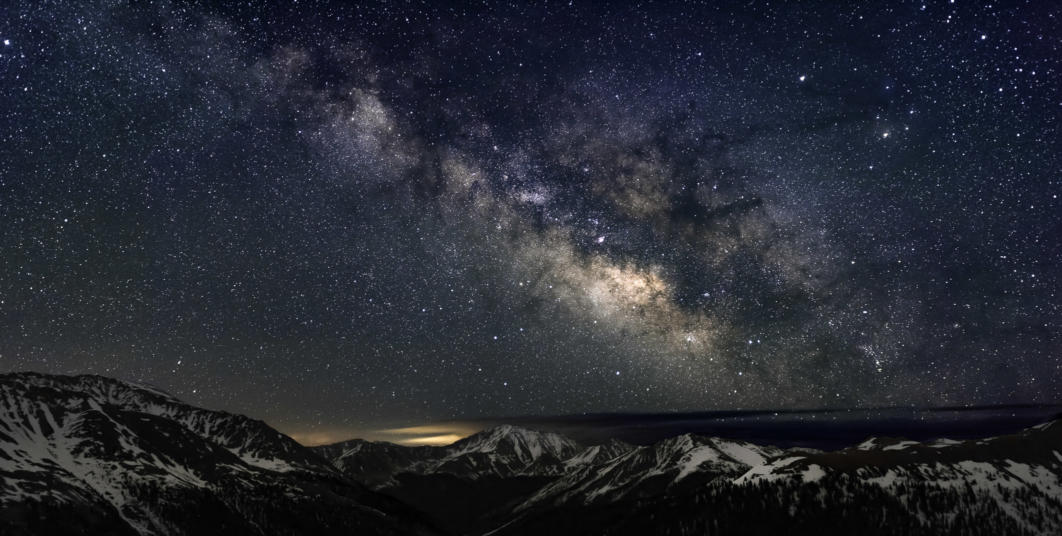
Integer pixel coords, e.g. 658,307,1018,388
675,446,721,481
801,464,826,482
714,440,767,467
882,440,919,451
734,456,804,484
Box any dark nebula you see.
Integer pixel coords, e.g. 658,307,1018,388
1,1,1059,442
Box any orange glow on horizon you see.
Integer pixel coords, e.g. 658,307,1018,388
285,422,483,447
399,433,466,445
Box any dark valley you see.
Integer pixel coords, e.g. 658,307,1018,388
2,373,1061,535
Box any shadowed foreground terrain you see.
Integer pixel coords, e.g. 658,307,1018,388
2,372,1061,535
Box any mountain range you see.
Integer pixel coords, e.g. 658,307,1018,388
2,372,1061,535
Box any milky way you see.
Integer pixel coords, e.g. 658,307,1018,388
1,1,1060,441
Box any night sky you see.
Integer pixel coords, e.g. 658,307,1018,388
2,1,1060,444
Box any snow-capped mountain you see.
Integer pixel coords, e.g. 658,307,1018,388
724,419,1062,534
489,420,1062,535
431,424,587,476
516,434,785,509
5,371,1061,536
311,423,605,485
310,424,634,534
0,372,440,536
313,417,1062,535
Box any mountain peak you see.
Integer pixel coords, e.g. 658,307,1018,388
457,424,551,443
475,423,540,438
0,372,441,535
437,425,584,470
0,371,329,476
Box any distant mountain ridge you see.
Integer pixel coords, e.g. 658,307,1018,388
313,415,1062,535
2,372,1062,535
313,424,597,487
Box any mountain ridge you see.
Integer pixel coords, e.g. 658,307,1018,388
313,416,1062,534
0,371,442,536
3,371,1062,535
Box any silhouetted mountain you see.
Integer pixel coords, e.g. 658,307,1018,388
4,372,1062,536
315,420,1062,535
490,421,1062,535
0,372,441,536
515,434,786,509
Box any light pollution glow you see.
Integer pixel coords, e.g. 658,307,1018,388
287,423,483,447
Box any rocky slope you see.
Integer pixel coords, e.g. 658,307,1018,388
4,371,1060,536
489,422,1062,535
314,418,1062,535
0,372,440,536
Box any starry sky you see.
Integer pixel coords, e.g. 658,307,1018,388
2,1,1060,443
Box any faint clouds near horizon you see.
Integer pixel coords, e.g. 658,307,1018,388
286,422,483,446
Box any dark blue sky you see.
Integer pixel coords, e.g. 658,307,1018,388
1,1,1059,441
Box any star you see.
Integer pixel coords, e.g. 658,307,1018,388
0,0,1056,439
